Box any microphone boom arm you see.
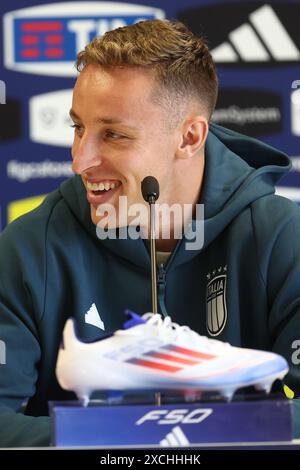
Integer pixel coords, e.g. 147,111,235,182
149,197,158,313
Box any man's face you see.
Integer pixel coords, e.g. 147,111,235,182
71,64,181,227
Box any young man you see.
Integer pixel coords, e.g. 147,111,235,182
0,20,299,447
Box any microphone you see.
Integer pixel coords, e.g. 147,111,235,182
141,176,160,313
141,176,160,204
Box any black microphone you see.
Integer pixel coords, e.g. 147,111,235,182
141,176,160,313
141,176,160,204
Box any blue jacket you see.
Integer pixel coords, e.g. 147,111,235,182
1,123,300,446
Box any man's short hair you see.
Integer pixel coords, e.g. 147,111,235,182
76,19,218,120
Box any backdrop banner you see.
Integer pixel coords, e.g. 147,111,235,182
1,0,300,229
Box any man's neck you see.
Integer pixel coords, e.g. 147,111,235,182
156,237,178,252
156,152,205,252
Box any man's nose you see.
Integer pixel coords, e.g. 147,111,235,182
72,135,102,174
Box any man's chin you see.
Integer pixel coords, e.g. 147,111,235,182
89,200,149,231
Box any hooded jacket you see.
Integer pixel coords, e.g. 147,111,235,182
1,123,300,446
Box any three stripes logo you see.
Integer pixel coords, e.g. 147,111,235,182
160,426,190,447
126,344,216,373
178,3,300,65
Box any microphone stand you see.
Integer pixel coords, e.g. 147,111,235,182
149,196,158,314
141,176,160,406
141,176,160,314
150,203,161,407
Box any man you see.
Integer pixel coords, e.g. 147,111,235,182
0,19,300,447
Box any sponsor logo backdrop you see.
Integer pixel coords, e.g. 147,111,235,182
1,0,300,229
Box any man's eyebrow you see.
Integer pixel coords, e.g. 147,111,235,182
69,109,80,120
69,109,133,127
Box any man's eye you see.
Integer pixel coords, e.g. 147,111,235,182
70,124,81,130
105,130,125,140
70,124,84,137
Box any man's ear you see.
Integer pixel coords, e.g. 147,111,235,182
176,116,208,159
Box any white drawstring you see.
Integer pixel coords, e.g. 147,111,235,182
142,313,230,352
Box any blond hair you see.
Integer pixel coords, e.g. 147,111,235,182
76,19,218,120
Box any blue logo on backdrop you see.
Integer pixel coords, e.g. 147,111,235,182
3,2,165,76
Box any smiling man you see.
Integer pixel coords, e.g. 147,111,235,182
69,28,211,249
0,19,300,447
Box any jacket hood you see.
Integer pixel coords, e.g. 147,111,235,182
199,123,291,246
59,123,291,268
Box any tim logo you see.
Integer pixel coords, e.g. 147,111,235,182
206,266,227,336
3,2,165,76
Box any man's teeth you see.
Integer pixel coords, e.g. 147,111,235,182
87,181,118,191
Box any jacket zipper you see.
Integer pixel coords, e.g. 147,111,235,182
154,239,183,317
157,263,168,317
